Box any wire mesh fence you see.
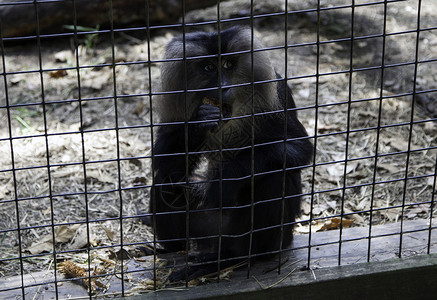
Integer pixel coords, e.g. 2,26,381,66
0,0,436,298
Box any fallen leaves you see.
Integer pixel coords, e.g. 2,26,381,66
387,137,422,152
317,218,354,232
58,260,106,292
377,163,401,174
24,224,96,255
49,69,68,79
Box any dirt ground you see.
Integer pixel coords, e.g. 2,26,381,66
0,0,436,288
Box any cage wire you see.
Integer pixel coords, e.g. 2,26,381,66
0,0,436,298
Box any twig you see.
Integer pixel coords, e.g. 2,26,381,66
310,267,317,280
252,267,297,290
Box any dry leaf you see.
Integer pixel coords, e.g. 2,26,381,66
387,138,421,152
59,260,88,278
10,75,21,85
49,70,68,78
25,224,81,254
58,260,106,292
102,225,115,241
326,162,358,178
378,163,401,174
51,169,78,178
54,50,71,63
86,170,114,184
86,71,112,90
405,205,429,219
300,201,311,215
70,225,97,249
317,218,354,231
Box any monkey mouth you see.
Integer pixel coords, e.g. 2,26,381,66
221,103,232,119
202,97,232,119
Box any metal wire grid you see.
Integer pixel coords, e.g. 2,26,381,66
0,0,436,298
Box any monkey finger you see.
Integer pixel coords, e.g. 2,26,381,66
197,104,221,121
198,120,219,132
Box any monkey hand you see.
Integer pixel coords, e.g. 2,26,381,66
193,103,221,132
186,104,221,148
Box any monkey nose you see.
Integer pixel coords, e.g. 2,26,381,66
221,87,232,102
221,87,230,95
221,103,232,119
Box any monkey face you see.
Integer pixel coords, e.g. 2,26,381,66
190,57,238,119
158,26,279,123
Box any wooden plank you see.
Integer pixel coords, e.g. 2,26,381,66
144,254,437,300
292,218,437,268
1,218,436,299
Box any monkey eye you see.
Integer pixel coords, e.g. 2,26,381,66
223,60,233,69
203,64,216,72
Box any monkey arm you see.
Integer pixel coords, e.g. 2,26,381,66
150,125,199,252
150,104,222,250
252,114,313,169
153,103,221,184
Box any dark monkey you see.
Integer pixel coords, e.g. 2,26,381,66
150,26,312,281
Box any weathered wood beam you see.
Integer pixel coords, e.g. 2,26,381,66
0,0,221,38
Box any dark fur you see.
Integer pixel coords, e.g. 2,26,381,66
150,27,313,281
